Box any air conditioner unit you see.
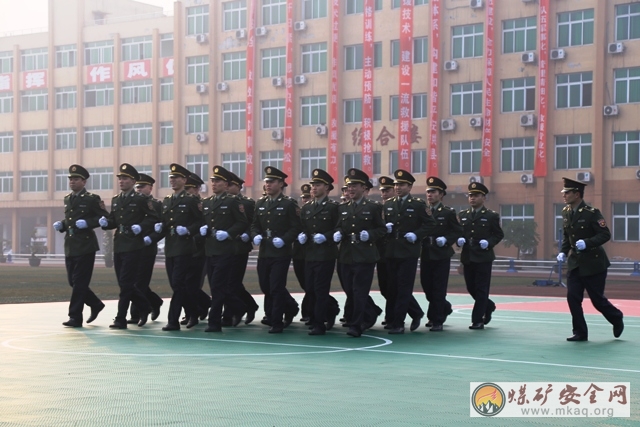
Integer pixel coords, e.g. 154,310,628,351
370,177,379,187
521,51,536,63
469,176,483,184
608,42,624,54
294,75,307,85
520,173,534,184
444,60,458,71
272,77,284,87
196,84,208,94
550,48,566,60
195,133,208,143
294,21,307,31
603,105,619,116
469,0,483,9
469,117,483,128
636,169,640,180
271,129,283,141
315,124,328,136
236,29,247,39
216,82,229,92
195,34,208,44
520,114,535,127
255,26,268,37
441,118,456,131
576,172,592,183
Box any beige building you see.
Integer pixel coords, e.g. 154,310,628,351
0,0,639,260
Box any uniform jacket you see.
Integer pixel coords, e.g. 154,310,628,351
140,195,163,256
336,198,386,264
459,206,504,264
251,193,302,258
159,190,203,258
421,203,463,261
561,200,611,276
58,188,109,257
201,192,248,257
383,195,436,259
234,194,255,255
102,191,160,253
300,196,340,262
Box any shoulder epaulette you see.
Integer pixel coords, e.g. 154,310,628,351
562,205,571,212
582,205,596,213
164,194,172,199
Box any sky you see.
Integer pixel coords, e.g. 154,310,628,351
0,0,176,35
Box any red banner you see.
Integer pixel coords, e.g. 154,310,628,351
398,1,413,171
361,0,375,176
0,73,12,92
329,0,339,180
161,58,174,77
427,0,440,177
86,64,113,83
534,0,549,177
480,0,495,176
22,71,47,89
245,0,256,187
283,0,294,179
123,60,151,80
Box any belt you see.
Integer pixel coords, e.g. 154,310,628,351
348,233,361,244
263,230,276,239
117,224,132,234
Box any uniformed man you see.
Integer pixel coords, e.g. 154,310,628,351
375,176,395,326
334,168,386,337
250,166,301,333
421,177,463,331
297,169,341,335
199,166,249,332
337,176,351,325
54,165,109,327
383,170,434,334
293,183,313,323
155,163,204,331
557,177,624,341
99,164,159,329
457,182,504,330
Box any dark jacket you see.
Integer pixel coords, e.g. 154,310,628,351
251,194,302,258
300,196,340,262
459,206,504,264
382,195,436,259
102,191,159,253
201,192,248,257
421,203,463,261
336,198,386,264
159,190,203,258
58,188,109,257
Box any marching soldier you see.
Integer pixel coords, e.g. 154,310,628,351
54,165,109,327
376,176,397,326
557,177,624,341
99,164,158,329
457,182,504,330
421,177,462,331
293,184,312,323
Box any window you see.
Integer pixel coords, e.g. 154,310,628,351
346,0,382,14
122,123,152,146
187,6,209,35
55,45,76,68
502,17,537,53
303,0,327,19
0,171,12,193
262,47,286,77
186,56,209,84
135,166,153,176
0,93,13,114
450,140,482,173
222,102,246,131
392,0,428,7
301,95,327,126
344,99,362,123
21,130,47,152
0,132,13,153
223,1,247,31
85,41,113,65
343,152,381,175
186,155,209,183
261,99,285,129
613,131,640,167
160,34,174,57
121,80,152,104
616,3,640,41
222,152,246,178
451,82,482,116
84,126,113,148
390,94,428,120
55,128,76,150
614,67,640,104
501,77,536,113
452,24,484,59
300,148,327,179
21,170,47,192
21,48,48,71
344,43,382,71
500,137,534,172
612,202,640,241
55,87,76,109
122,36,152,61
222,51,246,81
302,43,328,73
263,0,286,25
20,89,48,112
390,37,429,66
500,204,534,226
187,105,209,133
554,204,565,242
84,83,114,107
160,122,173,145
85,168,114,191
159,165,171,188
160,78,174,101
55,169,68,191
260,150,284,176
0,51,12,73
389,150,426,174
556,72,592,108
558,9,594,47
555,134,592,170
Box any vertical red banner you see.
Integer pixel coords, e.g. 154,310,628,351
283,0,294,179
480,0,495,177
329,0,340,179
244,0,256,186
428,0,440,177
361,0,374,176
534,0,549,177
398,1,413,171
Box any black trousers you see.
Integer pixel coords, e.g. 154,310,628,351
567,269,623,337
340,262,378,332
223,252,259,320
387,257,423,328
336,261,353,322
420,257,453,326
114,251,151,322
66,252,103,322
293,258,313,319
376,258,392,321
184,256,210,320
257,256,298,328
463,261,495,324
305,260,340,330
207,254,245,327
165,255,198,326
130,245,163,319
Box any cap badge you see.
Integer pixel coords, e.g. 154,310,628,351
472,183,477,188
71,166,77,172
122,165,127,170
314,170,318,176
428,178,433,183
171,166,176,171
267,167,272,174
214,167,219,173
398,171,403,177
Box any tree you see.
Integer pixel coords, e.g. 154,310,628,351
502,220,540,260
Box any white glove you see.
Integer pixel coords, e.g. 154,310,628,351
143,236,152,246
360,230,370,242
216,230,229,241
75,219,88,229
313,234,327,244
436,236,447,247
154,222,163,233
98,216,108,227
199,225,208,236
333,231,342,243
253,235,262,246
297,232,308,245
53,221,63,232
576,240,586,251
272,237,285,248
405,232,417,243
480,239,489,250
176,226,188,236
241,233,250,243
557,252,566,262
457,237,466,247
131,224,141,235
386,222,393,233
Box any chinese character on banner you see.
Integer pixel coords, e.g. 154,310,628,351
351,127,363,146
124,60,150,80
0,74,12,92
411,124,422,144
244,0,257,187
162,58,174,77
87,64,113,83
23,71,47,89
376,126,395,146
